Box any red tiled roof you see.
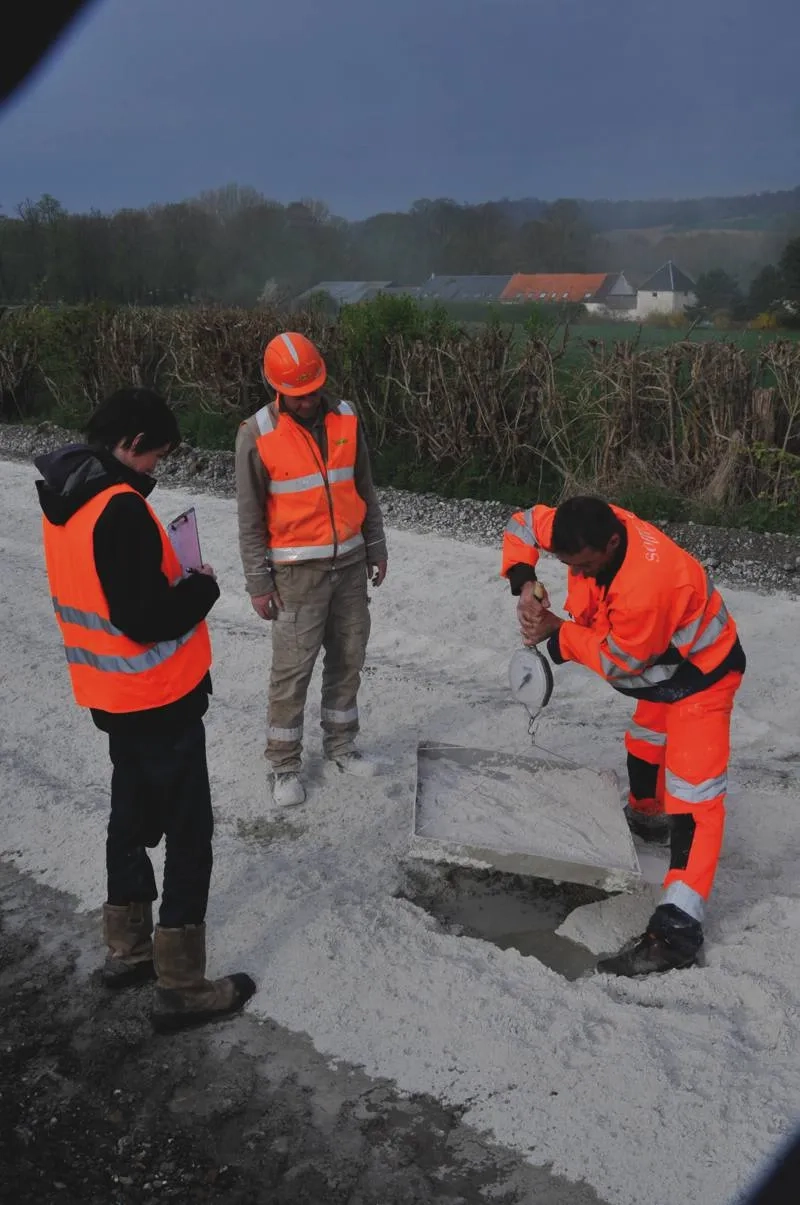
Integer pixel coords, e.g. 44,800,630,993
501,273,609,303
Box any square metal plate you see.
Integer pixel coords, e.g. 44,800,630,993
412,742,642,892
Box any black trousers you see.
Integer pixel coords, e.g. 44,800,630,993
106,718,214,928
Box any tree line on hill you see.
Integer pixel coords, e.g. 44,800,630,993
688,238,800,326
0,184,798,314
503,186,800,232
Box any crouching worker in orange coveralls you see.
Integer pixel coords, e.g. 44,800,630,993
502,496,746,977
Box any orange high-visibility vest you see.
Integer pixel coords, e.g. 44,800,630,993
254,401,367,564
42,483,212,713
502,503,738,691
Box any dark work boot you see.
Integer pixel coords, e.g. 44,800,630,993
101,902,156,989
151,924,256,1034
624,800,671,845
597,904,704,977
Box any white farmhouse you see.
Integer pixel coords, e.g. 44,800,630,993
635,261,697,318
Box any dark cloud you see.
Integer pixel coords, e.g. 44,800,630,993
0,0,798,216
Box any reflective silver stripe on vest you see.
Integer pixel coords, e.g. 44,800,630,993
606,633,646,672
268,533,365,563
601,586,730,689
64,628,196,675
269,471,325,495
627,722,666,747
586,565,732,691
52,596,123,636
661,881,705,923
672,571,730,656
687,603,730,655
665,769,728,804
600,650,678,689
601,632,680,687
504,515,538,547
255,405,275,435
328,466,355,484
671,612,703,648
267,465,356,496
671,570,714,646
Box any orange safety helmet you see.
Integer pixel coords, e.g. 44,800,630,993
262,332,327,397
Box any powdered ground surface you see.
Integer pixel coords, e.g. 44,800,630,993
1,456,798,1205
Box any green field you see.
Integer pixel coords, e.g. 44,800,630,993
428,301,800,351
564,322,800,351
492,320,800,359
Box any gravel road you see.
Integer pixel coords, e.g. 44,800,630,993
4,419,799,595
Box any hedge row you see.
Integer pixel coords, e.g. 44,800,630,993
2,298,799,526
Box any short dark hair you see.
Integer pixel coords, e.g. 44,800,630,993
551,496,623,553
85,388,181,454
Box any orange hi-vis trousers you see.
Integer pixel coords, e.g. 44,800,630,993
624,671,743,924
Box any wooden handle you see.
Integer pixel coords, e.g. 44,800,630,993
532,581,546,601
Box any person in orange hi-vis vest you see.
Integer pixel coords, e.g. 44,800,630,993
36,388,255,1033
502,495,746,977
235,332,388,808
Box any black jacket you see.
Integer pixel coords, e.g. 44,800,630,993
35,443,220,736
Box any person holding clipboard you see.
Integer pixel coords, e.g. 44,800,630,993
35,388,255,1032
166,506,204,575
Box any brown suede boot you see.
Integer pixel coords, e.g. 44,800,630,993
102,902,156,989
151,924,256,1034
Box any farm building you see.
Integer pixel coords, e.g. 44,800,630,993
635,261,697,317
380,285,422,299
501,272,636,313
416,274,513,302
292,264,698,321
294,280,395,309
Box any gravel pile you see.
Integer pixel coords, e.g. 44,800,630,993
5,419,799,595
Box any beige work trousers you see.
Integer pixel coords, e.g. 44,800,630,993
266,559,371,773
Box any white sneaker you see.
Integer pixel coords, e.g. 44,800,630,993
272,772,306,807
327,750,381,778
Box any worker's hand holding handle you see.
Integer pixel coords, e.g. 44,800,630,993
523,579,550,609
517,579,560,647
517,579,547,645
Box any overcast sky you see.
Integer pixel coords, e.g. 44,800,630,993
1,0,798,218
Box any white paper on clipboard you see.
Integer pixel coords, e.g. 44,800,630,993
167,506,203,574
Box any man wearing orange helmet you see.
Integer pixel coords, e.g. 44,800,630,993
235,331,388,807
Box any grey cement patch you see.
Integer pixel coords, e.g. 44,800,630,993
0,858,610,1204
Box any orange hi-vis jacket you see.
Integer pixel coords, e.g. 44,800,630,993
42,483,212,713
502,504,739,695
254,401,367,564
